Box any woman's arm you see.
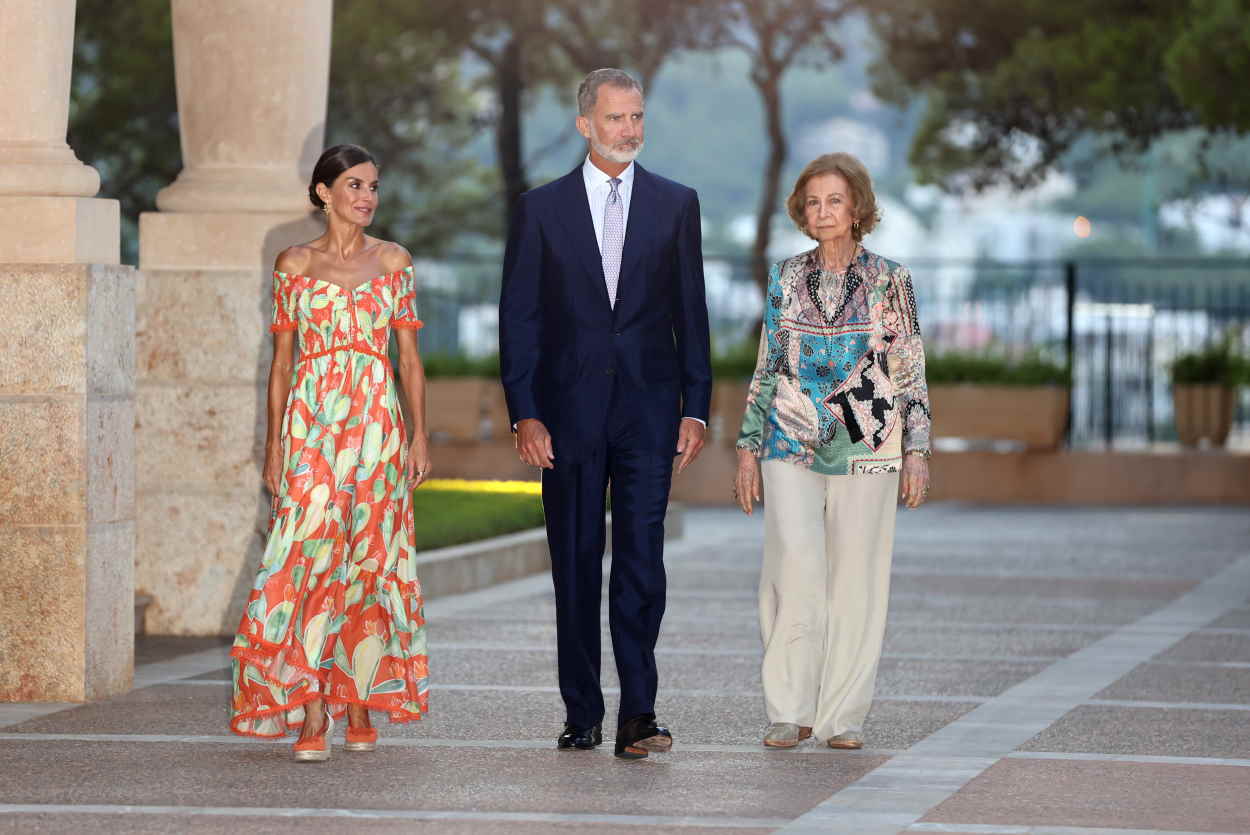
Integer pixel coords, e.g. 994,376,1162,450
383,243,430,486
887,266,932,456
735,262,785,514
736,262,785,454
887,265,932,507
394,326,429,485
263,331,296,496
263,247,306,496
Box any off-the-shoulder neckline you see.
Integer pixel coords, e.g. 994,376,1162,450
274,265,412,294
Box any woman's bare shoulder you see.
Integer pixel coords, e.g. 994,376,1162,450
274,244,316,275
374,239,414,272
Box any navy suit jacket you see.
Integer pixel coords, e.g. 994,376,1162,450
499,163,712,458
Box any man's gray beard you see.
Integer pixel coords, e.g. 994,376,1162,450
591,137,643,164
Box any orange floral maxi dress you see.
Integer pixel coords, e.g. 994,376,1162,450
230,266,429,738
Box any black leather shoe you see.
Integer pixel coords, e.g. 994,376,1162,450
557,722,602,750
615,713,673,760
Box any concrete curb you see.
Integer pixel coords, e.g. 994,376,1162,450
416,504,686,599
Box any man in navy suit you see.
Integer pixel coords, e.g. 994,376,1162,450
499,68,712,759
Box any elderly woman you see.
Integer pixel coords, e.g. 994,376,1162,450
734,152,931,750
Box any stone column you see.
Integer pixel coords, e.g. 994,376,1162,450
0,0,135,701
136,0,331,634
0,0,117,263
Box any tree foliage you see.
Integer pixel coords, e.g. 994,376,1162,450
867,0,1250,192
422,0,724,232
327,0,498,252
714,0,852,291
69,0,178,264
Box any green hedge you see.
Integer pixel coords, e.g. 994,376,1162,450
711,340,759,379
925,352,1070,386
421,352,500,379
420,346,1074,387
411,488,543,551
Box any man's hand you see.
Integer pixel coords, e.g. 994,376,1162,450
516,418,555,469
675,417,706,474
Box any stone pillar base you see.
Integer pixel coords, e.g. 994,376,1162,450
0,146,100,198
0,197,119,264
0,263,136,702
136,212,323,634
136,264,274,634
138,211,323,271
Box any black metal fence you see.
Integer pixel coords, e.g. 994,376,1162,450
910,258,1250,448
413,254,1250,449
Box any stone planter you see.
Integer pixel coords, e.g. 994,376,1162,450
1172,384,1234,447
482,383,512,441
711,380,751,445
426,379,488,442
929,384,1069,450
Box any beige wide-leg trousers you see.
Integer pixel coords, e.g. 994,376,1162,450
759,459,899,740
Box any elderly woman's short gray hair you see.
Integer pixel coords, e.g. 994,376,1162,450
577,68,644,116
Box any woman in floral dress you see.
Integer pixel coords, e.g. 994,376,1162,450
229,144,431,762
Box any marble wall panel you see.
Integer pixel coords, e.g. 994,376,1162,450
136,487,268,635
136,383,265,491
0,526,87,701
0,263,86,394
84,520,134,699
0,397,84,526
86,264,136,396
136,268,272,386
86,396,134,525
2,259,135,702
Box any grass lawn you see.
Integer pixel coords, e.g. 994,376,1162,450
412,479,545,552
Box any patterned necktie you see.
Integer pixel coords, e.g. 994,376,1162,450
601,177,624,308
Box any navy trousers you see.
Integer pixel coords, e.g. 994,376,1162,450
541,383,674,730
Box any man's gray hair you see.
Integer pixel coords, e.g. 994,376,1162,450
577,68,644,116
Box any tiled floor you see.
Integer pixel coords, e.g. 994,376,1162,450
2,505,1249,834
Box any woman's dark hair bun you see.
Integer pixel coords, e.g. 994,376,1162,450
308,144,377,209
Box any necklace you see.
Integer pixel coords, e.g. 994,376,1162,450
816,242,858,274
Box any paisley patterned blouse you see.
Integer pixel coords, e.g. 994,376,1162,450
736,247,931,475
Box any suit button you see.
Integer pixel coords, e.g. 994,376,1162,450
605,368,615,376
614,331,622,336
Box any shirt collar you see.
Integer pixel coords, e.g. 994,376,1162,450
582,155,635,191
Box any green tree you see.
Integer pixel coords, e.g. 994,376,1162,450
1157,131,1250,235
326,0,498,251
1164,0,1250,132
866,0,1250,192
69,0,178,265
714,0,852,291
424,0,724,232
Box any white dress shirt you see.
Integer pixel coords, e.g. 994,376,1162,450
583,156,634,254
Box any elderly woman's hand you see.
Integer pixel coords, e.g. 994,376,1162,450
900,452,930,509
734,448,762,515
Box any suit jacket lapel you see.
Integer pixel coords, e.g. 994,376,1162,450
554,167,612,311
620,164,656,290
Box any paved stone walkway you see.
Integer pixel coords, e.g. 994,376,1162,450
2,505,1249,834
